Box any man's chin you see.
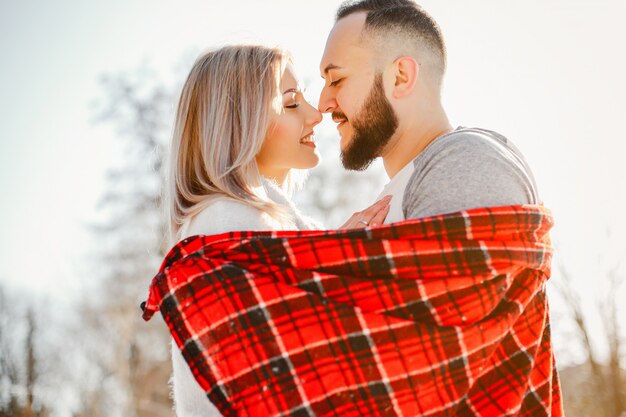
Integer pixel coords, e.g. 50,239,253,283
338,126,353,148
339,135,353,154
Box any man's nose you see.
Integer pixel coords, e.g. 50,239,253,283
318,86,336,113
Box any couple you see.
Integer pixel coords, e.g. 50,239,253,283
156,1,558,416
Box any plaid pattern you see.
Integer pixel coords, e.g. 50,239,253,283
143,205,562,417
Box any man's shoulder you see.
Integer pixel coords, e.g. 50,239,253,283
414,127,514,166
402,127,539,218
410,127,534,182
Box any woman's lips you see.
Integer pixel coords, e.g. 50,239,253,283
300,133,316,148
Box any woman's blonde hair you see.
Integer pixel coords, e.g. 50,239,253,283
166,45,293,243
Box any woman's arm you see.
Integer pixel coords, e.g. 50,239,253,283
171,199,280,417
171,341,222,417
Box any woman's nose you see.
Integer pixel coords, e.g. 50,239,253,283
306,102,323,125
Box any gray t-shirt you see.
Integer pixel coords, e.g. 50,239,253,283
402,127,539,219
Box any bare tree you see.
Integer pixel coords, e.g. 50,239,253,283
0,286,49,417
554,260,625,417
67,69,175,417
599,264,625,416
0,285,22,416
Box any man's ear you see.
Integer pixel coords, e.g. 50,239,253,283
392,56,418,98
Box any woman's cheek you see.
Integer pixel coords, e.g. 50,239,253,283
278,116,301,143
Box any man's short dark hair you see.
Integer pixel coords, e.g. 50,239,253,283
336,0,446,82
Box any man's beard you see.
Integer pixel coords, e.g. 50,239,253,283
338,73,399,171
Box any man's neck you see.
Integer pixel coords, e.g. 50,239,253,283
382,108,452,179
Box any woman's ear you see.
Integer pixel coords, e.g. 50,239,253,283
392,56,419,99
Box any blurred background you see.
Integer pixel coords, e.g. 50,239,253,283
1,0,625,416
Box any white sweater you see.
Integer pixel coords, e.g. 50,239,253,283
171,180,318,417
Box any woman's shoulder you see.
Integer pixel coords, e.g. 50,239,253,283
181,197,280,239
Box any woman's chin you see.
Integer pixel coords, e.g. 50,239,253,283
297,154,321,170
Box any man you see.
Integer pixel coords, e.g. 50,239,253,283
314,1,562,415
319,0,539,223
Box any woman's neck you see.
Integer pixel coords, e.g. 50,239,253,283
258,167,288,188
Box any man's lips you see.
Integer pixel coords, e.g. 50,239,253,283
333,118,348,128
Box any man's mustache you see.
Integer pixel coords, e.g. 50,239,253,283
332,111,348,123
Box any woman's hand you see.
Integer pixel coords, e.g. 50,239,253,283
339,195,392,229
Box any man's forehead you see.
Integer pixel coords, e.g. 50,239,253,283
320,12,368,74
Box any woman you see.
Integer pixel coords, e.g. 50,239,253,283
166,45,390,416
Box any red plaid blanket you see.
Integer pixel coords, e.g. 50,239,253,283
142,205,562,417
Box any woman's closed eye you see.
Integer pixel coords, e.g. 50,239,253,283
284,89,304,109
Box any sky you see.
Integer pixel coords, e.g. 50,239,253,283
1,0,625,362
